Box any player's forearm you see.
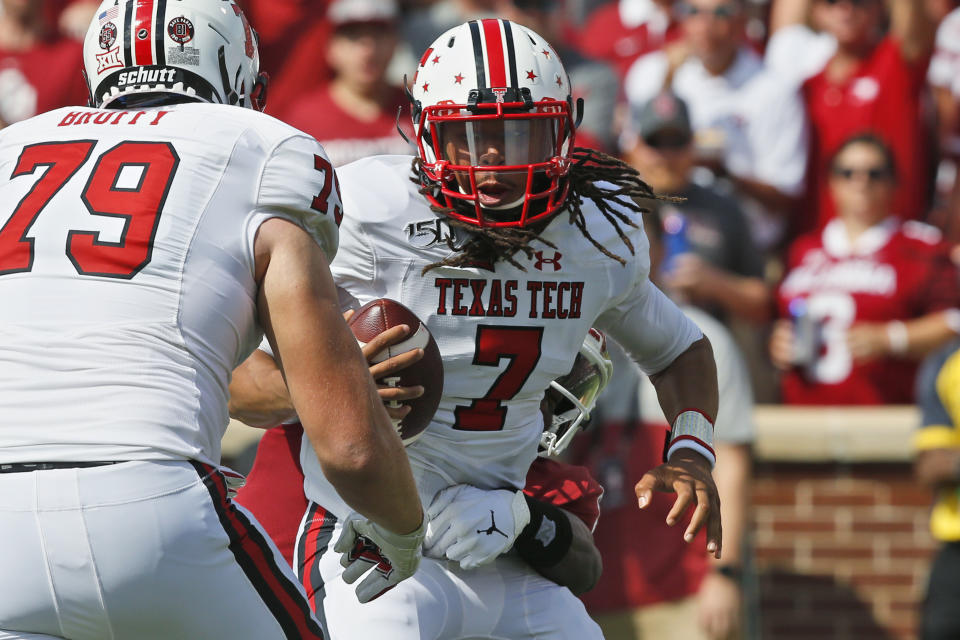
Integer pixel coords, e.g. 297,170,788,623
888,0,934,61
514,498,602,595
649,336,719,427
229,349,297,428
710,443,751,569
258,219,423,535
280,303,422,535
526,509,602,595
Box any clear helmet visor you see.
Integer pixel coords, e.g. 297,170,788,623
433,116,560,210
435,117,559,168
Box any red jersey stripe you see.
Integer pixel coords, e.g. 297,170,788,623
481,19,507,87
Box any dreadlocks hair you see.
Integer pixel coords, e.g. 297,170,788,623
413,148,671,274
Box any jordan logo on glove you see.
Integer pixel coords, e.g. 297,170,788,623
476,510,508,538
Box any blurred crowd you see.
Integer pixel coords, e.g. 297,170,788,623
5,0,960,637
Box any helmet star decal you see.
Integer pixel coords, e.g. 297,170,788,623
432,55,441,64
542,49,551,58
454,73,464,84
422,82,429,92
526,70,537,80
555,75,563,87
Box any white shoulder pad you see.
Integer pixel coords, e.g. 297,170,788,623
257,135,341,261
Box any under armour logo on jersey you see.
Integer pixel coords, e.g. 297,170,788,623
491,88,508,103
476,510,508,538
349,535,395,578
534,517,557,547
533,251,562,271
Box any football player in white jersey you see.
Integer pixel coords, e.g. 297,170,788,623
230,18,723,639
0,1,425,639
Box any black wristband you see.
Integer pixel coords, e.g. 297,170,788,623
514,494,574,569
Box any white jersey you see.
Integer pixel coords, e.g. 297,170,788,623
0,103,339,465
302,154,701,515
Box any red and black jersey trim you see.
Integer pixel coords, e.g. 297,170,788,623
296,503,338,621
191,462,326,640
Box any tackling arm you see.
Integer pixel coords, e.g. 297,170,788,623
514,498,602,595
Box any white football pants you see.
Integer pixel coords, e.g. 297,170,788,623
0,460,325,640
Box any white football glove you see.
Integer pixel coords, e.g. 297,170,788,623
333,512,426,604
423,484,531,570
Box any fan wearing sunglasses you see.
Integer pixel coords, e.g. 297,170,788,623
770,133,960,405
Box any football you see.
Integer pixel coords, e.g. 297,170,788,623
348,298,444,445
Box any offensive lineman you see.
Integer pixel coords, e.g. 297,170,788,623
0,1,425,639
230,19,723,639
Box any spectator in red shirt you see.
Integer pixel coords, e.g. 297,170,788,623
793,0,935,232
278,0,412,167
0,0,87,129
579,0,683,78
771,134,960,405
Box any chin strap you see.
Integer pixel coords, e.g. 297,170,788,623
251,71,269,112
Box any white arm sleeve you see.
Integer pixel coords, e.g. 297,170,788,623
596,277,703,376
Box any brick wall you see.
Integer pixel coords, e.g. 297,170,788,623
753,462,938,640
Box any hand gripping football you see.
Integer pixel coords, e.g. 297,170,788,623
348,299,443,445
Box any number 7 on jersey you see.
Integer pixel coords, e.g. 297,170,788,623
454,325,544,431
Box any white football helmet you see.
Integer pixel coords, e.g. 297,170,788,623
408,19,582,228
540,328,613,457
83,0,267,110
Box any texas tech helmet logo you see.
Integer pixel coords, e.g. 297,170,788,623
491,88,508,103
